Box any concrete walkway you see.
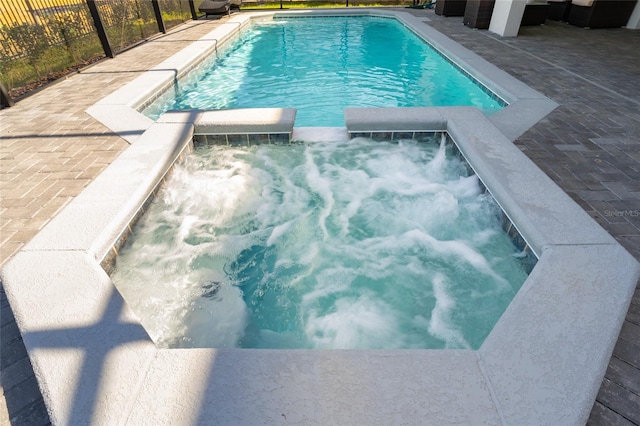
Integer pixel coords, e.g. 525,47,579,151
1,9,639,425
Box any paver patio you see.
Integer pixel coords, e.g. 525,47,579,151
1,8,639,425
0,17,235,425
422,12,640,425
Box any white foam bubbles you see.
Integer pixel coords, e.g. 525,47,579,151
178,279,249,348
304,147,334,241
111,137,529,349
178,215,198,242
305,294,403,349
428,273,470,349
266,219,294,247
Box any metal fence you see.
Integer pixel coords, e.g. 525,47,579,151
0,0,203,105
0,0,410,106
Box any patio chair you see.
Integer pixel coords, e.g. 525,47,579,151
567,0,638,28
408,0,436,9
547,0,572,21
521,0,550,26
463,0,496,29
199,0,241,17
435,0,467,16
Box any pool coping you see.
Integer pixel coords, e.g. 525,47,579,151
2,9,639,425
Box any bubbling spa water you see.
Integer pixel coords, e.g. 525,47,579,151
111,137,529,349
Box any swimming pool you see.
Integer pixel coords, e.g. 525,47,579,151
143,16,506,126
5,9,637,425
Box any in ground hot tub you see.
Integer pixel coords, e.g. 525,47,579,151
110,130,535,350
2,9,638,425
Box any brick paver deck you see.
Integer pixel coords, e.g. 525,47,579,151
0,17,233,425
422,14,640,425
1,9,639,425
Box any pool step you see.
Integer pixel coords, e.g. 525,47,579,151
292,127,349,142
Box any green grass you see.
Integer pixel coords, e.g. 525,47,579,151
243,1,410,9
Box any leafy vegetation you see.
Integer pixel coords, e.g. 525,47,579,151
246,1,408,8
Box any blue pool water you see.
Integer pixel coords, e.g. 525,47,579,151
143,16,506,126
111,136,529,349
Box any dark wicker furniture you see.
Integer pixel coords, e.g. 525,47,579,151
463,0,496,29
547,0,572,20
199,0,242,17
521,1,550,25
568,0,638,28
435,0,468,16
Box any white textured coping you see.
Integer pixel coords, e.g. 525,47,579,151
345,106,447,131
158,108,297,134
86,13,258,143
345,107,618,256
2,106,639,424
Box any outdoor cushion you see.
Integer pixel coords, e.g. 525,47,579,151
199,0,230,15
568,0,637,28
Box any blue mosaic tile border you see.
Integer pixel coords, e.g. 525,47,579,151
408,36,508,108
445,134,538,274
136,27,250,113
349,131,439,142
135,51,215,113
139,14,506,118
193,133,292,146
102,130,297,274
104,131,537,277
101,141,195,274
426,49,508,108
351,130,537,274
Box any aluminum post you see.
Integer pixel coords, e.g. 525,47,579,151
86,0,114,58
152,0,166,34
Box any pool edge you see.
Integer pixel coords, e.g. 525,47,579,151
2,8,637,425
